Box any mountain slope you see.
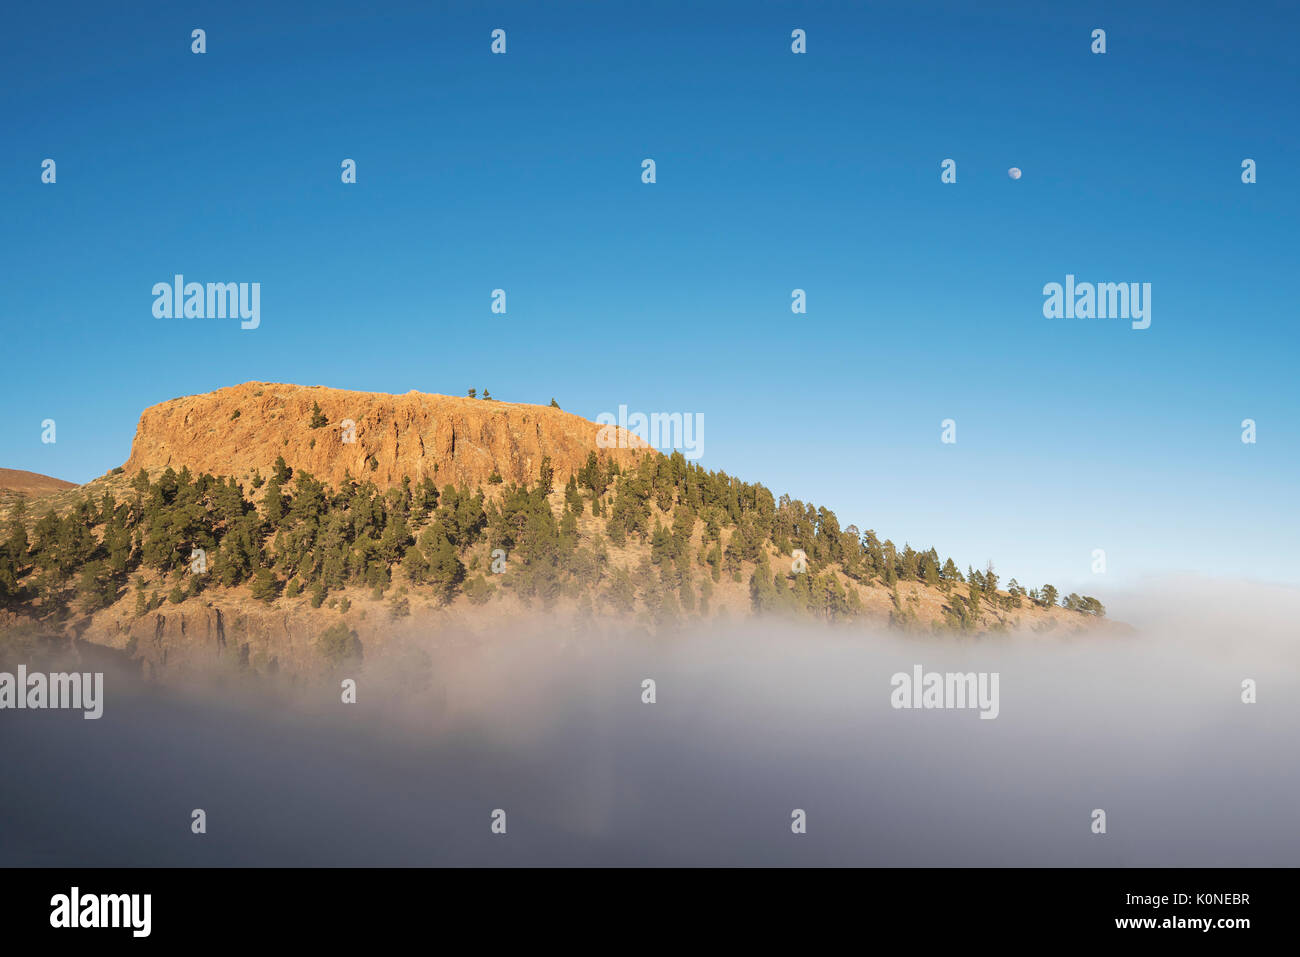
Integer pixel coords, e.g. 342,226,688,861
0,468,76,497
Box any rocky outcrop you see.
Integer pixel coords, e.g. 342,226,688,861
122,382,655,491
106,602,325,677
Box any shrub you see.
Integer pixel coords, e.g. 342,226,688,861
463,573,495,605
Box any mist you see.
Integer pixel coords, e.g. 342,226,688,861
1,575,1296,866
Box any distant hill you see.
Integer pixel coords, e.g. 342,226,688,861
0,468,76,497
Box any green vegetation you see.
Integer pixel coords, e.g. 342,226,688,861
0,450,1103,632
316,621,362,665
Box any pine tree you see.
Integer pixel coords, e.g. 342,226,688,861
602,567,637,614
749,553,781,614
983,561,999,595
273,455,292,484
420,528,465,605
538,456,554,496
250,567,280,602
76,561,115,613
922,551,941,586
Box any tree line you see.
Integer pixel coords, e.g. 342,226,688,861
0,450,1104,631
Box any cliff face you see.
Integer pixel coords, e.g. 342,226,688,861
122,382,654,490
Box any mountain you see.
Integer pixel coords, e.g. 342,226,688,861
123,382,653,491
0,384,1115,679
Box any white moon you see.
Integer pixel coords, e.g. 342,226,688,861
1008,167,1022,180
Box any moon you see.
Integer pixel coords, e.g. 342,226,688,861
1008,167,1022,180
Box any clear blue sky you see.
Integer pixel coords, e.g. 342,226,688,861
2,0,1296,593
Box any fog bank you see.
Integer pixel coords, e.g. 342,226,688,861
1,577,1295,866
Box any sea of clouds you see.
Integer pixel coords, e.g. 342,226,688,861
1,575,1295,866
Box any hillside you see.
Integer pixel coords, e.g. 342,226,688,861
0,384,1114,679
0,468,76,497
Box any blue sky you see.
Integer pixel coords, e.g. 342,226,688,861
2,0,1296,593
